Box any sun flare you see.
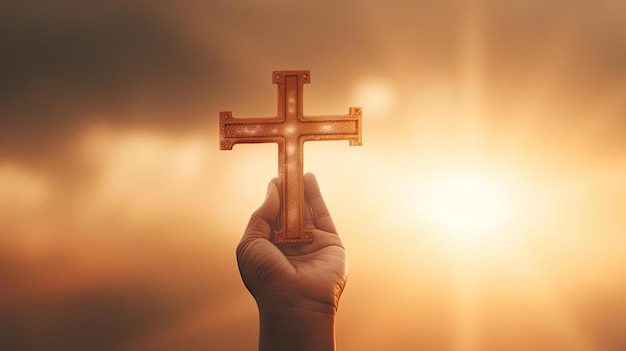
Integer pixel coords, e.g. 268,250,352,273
419,170,511,239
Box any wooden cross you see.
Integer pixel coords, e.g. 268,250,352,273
220,70,362,244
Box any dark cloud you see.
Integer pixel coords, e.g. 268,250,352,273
0,1,227,161
2,0,625,164
0,1,221,107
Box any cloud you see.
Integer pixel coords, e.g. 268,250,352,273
2,0,625,165
0,1,227,161
1,1,626,349
0,126,252,350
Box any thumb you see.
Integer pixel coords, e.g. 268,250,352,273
243,179,280,241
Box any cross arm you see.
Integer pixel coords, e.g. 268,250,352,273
219,111,283,150
299,107,362,146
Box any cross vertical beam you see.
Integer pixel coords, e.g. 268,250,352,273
220,70,362,244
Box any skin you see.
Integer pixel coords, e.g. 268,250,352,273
237,173,347,351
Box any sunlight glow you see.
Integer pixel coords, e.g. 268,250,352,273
353,80,394,119
419,170,510,239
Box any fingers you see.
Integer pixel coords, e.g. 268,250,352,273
304,173,337,234
260,178,280,225
304,192,315,229
242,179,280,241
236,179,289,285
241,173,336,243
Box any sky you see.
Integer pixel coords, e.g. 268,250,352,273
1,0,625,350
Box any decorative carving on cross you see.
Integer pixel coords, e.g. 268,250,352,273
220,70,362,244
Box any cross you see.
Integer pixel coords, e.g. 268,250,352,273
220,70,362,244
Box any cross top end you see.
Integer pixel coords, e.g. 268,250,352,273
219,70,362,244
272,70,310,84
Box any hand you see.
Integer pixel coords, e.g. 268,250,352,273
236,173,347,351
237,172,347,314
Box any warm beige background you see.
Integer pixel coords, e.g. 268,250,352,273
1,1,625,350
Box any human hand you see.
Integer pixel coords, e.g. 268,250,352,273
236,173,347,316
236,173,346,350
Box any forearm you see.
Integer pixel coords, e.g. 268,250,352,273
258,306,336,351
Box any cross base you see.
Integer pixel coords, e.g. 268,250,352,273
273,228,313,245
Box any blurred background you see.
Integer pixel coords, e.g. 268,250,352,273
1,0,625,350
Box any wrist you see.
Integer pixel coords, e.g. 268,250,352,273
256,292,338,316
258,305,336,351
